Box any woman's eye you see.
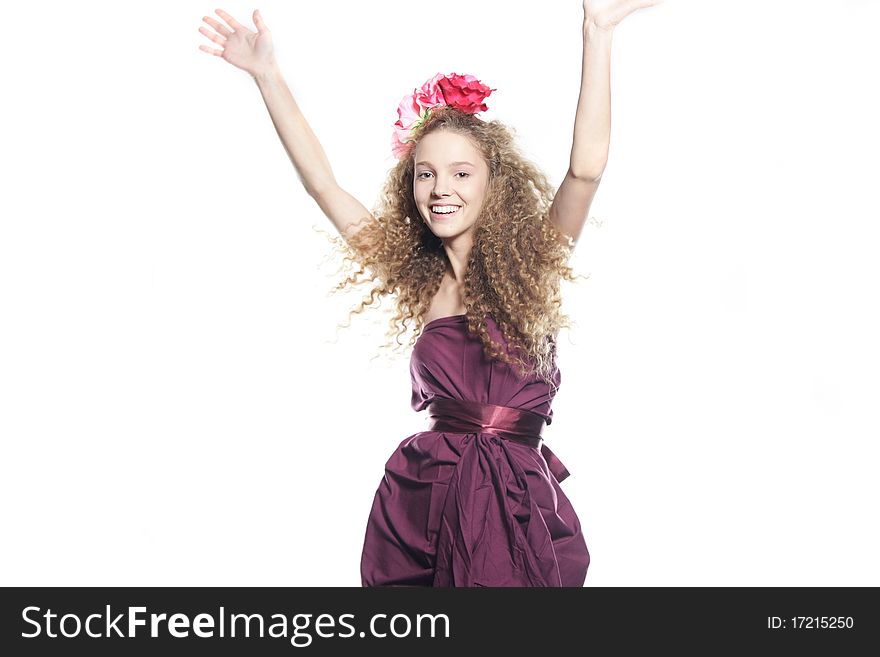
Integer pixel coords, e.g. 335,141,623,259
417,171,468,179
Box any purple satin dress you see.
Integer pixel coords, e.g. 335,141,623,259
359,313,590,587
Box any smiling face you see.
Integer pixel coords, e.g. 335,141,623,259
412,130,491,242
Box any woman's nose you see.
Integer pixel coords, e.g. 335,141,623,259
432,179,452,197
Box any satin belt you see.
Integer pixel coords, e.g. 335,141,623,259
426,397,571,482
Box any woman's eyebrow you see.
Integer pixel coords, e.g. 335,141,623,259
415,160,475,167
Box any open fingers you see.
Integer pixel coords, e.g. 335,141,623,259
202,15,232,38
198,25,225,47
215,8,247,33
253,9,270,34
198,44,223,57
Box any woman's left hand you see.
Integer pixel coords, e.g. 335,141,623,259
583,0,663,32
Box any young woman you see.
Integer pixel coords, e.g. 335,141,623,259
199,1,660,587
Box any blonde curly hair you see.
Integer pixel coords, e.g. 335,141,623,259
322,106,587,386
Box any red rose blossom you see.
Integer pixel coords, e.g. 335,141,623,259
436,73,495,114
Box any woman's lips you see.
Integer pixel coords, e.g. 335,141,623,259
430,206,460,219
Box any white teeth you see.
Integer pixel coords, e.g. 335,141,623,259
431,205,460,214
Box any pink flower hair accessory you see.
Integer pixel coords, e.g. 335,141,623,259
391,72,496,160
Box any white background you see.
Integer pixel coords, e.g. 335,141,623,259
1,0,878,586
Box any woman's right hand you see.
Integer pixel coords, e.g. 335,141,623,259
198,8,276,79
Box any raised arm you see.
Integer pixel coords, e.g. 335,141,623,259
549,0,662,245
199,9,374,243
